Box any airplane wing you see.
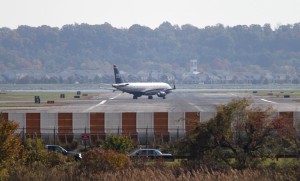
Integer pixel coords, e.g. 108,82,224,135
99,83,118,92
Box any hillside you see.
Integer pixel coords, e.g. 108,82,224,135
1,22,300,83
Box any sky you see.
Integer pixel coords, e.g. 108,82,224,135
1,0,300,29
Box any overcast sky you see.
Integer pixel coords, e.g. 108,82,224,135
1,0,300,29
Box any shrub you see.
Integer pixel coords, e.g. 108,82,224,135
105,150,130,170
63,140,79,151
24,137,49,165
79,148,130,173
47,152,68,167
102,135,134,154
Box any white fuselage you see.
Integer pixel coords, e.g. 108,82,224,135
112,82,172,95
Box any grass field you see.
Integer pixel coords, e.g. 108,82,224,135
0,92,83,101
0,91,103,107
250,90,300,99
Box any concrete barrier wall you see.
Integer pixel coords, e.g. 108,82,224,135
73,113,90,133
73,113,90,140
9,113,26,133
168,112,185,141
200,112,216,122
294,112,300,130
136,112,154,132
105,112,122,134
136,112,154,144
4,111,299,144
41,113,58,134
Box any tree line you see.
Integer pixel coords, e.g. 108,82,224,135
1,22,300,77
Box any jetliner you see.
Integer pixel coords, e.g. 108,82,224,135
112,65,175,99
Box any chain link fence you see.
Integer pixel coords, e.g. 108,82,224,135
17,127,190,146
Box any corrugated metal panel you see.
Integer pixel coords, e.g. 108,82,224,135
279,111,294,128
1,112,8,121
26,113,40,135
122,112,137,139
58,113,73,143
154,112,169,142
154,112,168,132
90,112,105,140
8,113,26,133
122,112,136,133
105,112,122,135
41,113,58,134
168,112,185,141
185,112,199,133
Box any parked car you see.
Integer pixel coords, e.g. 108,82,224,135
45,145,82,161
128,148,174,161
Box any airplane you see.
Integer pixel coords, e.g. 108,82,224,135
112,64,175,99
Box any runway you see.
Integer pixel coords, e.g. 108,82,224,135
1,90,300,113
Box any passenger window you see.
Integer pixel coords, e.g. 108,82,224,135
138,150,147,155
148,150,155,155
141,150,147,155
55,147,63,153
48,146,54,151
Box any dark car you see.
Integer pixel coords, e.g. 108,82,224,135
128,148,174,161
45,145,82,161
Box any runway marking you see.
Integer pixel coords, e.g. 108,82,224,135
261,99,277,104
99,100,107,104
110,93,122,100
188,102,205,112
84,100,107,112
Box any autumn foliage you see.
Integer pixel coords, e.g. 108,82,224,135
79,148,130,173
0,114,24,178
174,98,298,169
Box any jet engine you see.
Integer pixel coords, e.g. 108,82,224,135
157,91,166,97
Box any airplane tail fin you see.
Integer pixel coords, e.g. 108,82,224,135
113,64,124,83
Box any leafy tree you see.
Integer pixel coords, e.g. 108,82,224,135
0,114,24,178
175,98,286,169
273,115,300,156
102,135,134,154
24,137,54,165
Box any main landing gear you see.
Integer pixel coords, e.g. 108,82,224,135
132,95,155,99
